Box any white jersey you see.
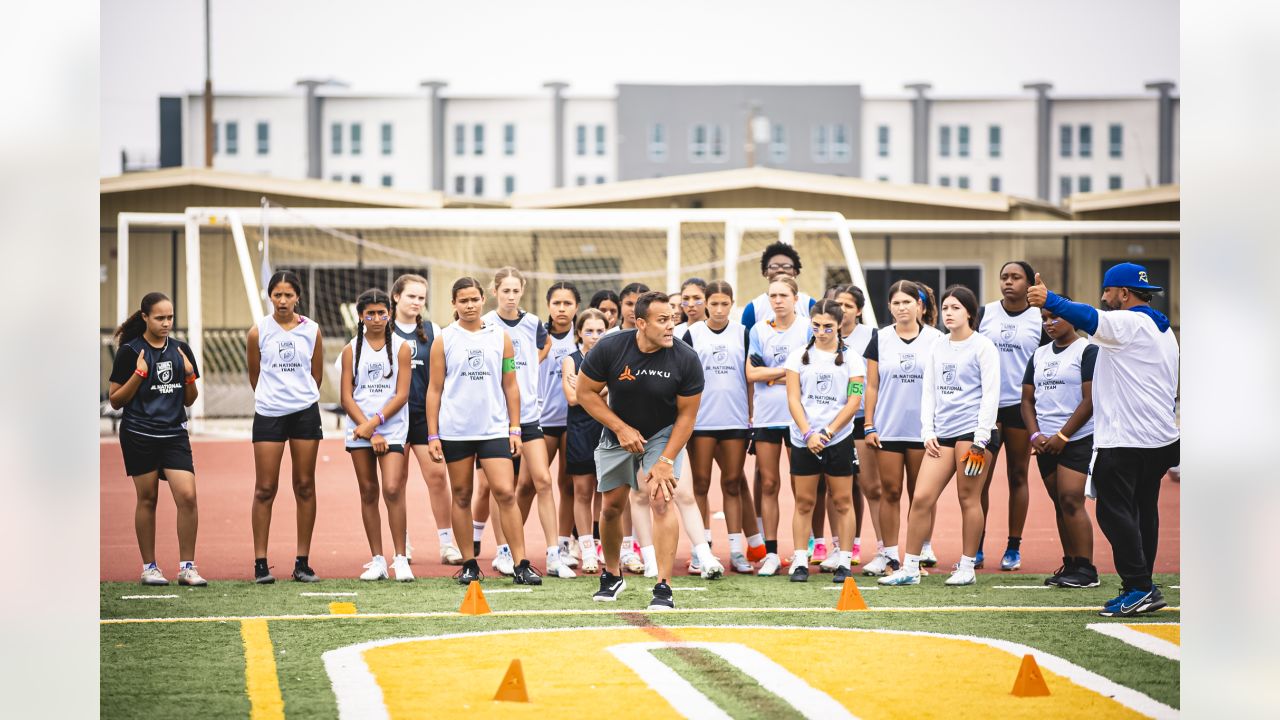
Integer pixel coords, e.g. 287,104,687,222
842,324,876,420
743,291,816,327
1027,338,1097,441
784,346,867,447
345,334,408,446
979,301,1046,408
921,332,1001,444
439,322,509,441
254,314,321,417
866,323,943,442
538,328,577,428
483,310,545,425
684,320,750,431
673,322,689,340
748,318,812,427
1089,310,1180,449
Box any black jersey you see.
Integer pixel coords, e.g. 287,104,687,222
393,320,436,417
109,337,200,437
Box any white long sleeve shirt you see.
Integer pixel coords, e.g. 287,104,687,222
920,331,1001,444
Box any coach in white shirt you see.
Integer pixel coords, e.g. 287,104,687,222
1028,262,1179,618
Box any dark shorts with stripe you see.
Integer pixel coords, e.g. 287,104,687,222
789,435,857,477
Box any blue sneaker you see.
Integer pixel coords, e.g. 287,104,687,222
1000,549,1021,571
974,550,985,569
1099,586,1166,617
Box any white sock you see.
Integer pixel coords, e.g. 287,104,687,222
756,517,764,534
579,535,596,556
693,542,713,565
839,550,853,570
559,535,572,550
546,546,559,563
640,544,657,567
704,528,713,543
728,533,745,555
793,550,808,566
438,528,454,545
922,540,933,553
497,544,510,556
179,560,194,570
959,554,976,571
746,533,765,548
143,562,157,572
831,536,841,551
903,553,921,574
876,539,885,553
623,535,634,554
884,545,900,561
472,522,486,542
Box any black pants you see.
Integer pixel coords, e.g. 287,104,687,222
1092,440,1179,590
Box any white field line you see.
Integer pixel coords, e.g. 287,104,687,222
1086,623,1181,661
300,592,358,597
672,587,706,592
100,604,1181,624
482,588,533,594
993,585,1053,590
121,595,178,600
607,643,732,720
823,586,880,591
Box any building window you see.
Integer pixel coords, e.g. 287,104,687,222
350,174,362,185
1109,174,1123,190
812,124,828,162
958,175,970,189
831,124,850,162
454,175,465,194
381,174,393,187
939,125,951,158
1109,123,1123,158
454,124,465,156
877,175,889,182
770,124,788,163
331,122,342,155
1059,175,1072,199
381,123,393,155
989,175,1002,192
648,124,667,162
1060,124,1073,157
690,124,708,161
1078,175,1093,193
877,125,890,157
575,175,587,186
504,175,515,195
473,124,484,156
576,124,587,156
1079,124,1092,158
710,124,727,161
256,122,269,155
958,125,970,158
504,123,515,156
473,175,484,196
225,121,238,155
213,121,219,154
595,125,606,156
988,125,1001,158
595,176,606,184
330,173,342,182
350,123,362,156
939,175,951,187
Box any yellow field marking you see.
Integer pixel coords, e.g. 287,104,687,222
239,620,285,720
1126,623,1180,645
1086,623,1180,661
101,604,1181,625
329,602,357,615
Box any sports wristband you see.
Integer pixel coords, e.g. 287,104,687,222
427,434,440,442
1030,431,1043,443
510,426,522,437
802,428,817,443
502,357,516,373
1055,431,1070,443
184,375,197,385
658,455,675,466
134,368,148,379
863,425,877,436
375,411,386,425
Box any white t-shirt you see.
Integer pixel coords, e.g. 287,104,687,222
345,334,408,446
438,322,509,441
483,310,547,425
1088,310,1180,448
684,320,750,431
1025,337,1097,441
978,301,1047,408
865,323,944,442
784,346,867,447
254,314,320,417
748,318,812,428
921,331,1001,444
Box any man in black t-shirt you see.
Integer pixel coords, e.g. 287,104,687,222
578,291,704,609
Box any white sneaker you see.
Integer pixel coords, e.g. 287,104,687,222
620,549,645,574
560,545,580,569
878,567,921,586
579,539,599,574
405,535,414,563
548,556,577,578
176,564,207,587
920,545,939,568
757,553,782,576
141,564,168,586
862,554,891,577
819,552,843,573
644,559,659,578
729,552,754,573
945,564,976,586
687,553,703,575
360,556,388,581
391,555,414,582
700,555,725,580
491,549,515,576
439,543,464,566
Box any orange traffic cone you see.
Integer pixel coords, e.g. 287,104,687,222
493,659,529,702
459,581,491,615
836,577,868,611
1011,654,1051,697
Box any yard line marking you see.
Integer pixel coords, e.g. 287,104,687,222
121,595,178,599
100,604,1180,624
483,588,533,594
823,586,880,591
1086,623,1181,661
1170,585,1180,589
672,587,706,592
300,592,358,597
993,585,1052,590
240,620,286,720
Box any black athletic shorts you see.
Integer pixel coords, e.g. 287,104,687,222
996,404,1026,430
120,429,194,478
691,428,752,441
541,425,566,439
345,444,406,455
878,440,925,454
252,403,323,443
1036,435,1094,477
789,435,856,477
752,427,788,444
443,437,511,464
406,412,429,445
937,433,977,448
520,422,544,442
852,417,865,441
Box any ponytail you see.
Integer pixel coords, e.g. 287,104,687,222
114,291,170,347
801,334,816,365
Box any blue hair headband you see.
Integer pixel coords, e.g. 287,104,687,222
917,290,927,303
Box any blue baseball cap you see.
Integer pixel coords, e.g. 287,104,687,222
1102,262,1163,292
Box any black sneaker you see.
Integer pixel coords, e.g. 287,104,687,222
648,581,675,610
593,570,626,602
513,559,543,586
789,564,810,583
291,563,320,583
1045,556,1073,586
254,560,275,585
1058,562,1101,588
452,559,483,585
832,565,852,584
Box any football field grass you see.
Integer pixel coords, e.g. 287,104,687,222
101,572,1180,719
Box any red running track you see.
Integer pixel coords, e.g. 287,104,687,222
100,438,1179,581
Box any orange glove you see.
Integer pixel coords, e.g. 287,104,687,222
963,442,988,477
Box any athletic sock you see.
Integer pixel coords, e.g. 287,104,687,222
497,543,510,556
959,554,976,571
884,545,900,561
746,533,765,549
546,546,559,564
294,556,308,568
903,553,921,574
255,558,269,571
876,539,885,553
756,517,765,535
978,531,986,554
1007,536,1022,551
180,560,194,570
143,562,157,572
704,528,713,543
793,550,808,566
839,550,853,570
728,533,745,555
472,522,486,542
693,542,713,566
831,536,840,551
579,535,596,558
623,536,634,555
764,539,778,554
921,540,933,555
640,545,657,567
438,528,454,545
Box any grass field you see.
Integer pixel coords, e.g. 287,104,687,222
101,572,1180,719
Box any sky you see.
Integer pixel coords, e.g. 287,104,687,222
101,0,1179,176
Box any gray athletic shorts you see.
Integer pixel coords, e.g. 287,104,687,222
595,424,686,493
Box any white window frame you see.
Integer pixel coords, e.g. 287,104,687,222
504,123,516,156
830,124,850,162
770,124,788,163
256,121,269,156
988,124,1001,158
380,174,393,187
811,124,829,162
957,125,970,158
473,175,484,196
709,124,728,162
381,123,393,156
595,124,606,156
473,124,484,156
350,123,362,156
876,125,889,158
1109,123,1123,159
1078,124,1093,158
689,124,709,162
225,121,239,155
575,124,587,156
332,122,343,155
453,124,465,156
648,123,667,162
504,175,515,195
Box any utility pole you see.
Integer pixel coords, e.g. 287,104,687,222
203,0,214,168
745,104,757,168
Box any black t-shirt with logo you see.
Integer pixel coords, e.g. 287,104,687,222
109,337,200,436
579,329,704,441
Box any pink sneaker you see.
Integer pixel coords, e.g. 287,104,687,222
811,542,828,564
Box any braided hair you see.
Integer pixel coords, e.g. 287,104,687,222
801,299,846,366
391,273,430,343
114,291,170,347
545,281,581,332
353,288,395,387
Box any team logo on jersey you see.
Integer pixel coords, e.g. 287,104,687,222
816,373,833,395
278,339,297,363
467,350,484,370
899,353,917,373
1000,323,1017,342
618,365,637,382
404,339,417,358
156,360,173,384
712,346,728,365
771,346,790,365
1042,360,1060,380
941,363,957,385
366,361,386,380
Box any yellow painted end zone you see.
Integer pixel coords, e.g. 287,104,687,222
1126,623,1180,645
239,620,285,720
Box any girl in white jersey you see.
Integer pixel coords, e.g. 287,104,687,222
427,277,542,586
673,277,707,341
247,272,325,584
539,282,582,570
389,274,462,567
881,285,1000,587
1021,301,1100,588
976,260,1050,571
340,289,414,582
683,281,763,574
784,300,866,584
862,281,943,577
746,276,812,576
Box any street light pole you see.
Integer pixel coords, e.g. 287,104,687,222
203,0,213,168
